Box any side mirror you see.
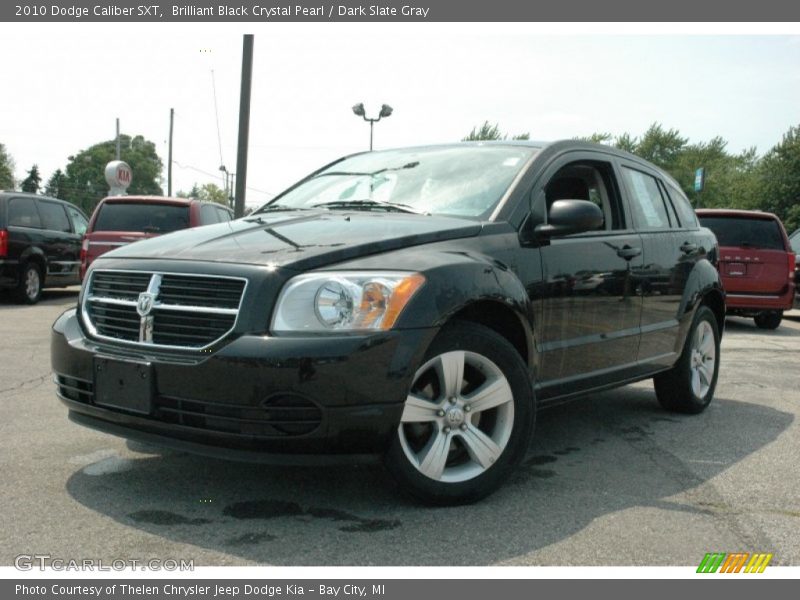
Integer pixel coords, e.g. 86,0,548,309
535,199,604,238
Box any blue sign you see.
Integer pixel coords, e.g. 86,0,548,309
694,167,705,192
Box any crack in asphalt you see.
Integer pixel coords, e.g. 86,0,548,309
0,373,50,397
605,417,779,554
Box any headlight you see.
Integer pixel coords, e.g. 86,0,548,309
272,271,425,332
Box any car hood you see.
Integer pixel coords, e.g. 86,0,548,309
102,210,483,271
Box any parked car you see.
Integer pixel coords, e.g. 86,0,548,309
696,209,796,329
790,229,800,309
52,141,725,504
0,192,88,303
81,196,233,278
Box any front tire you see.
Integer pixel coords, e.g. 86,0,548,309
384,321,535,505
15,262,42,304
754,311,782,330
654,305,720,414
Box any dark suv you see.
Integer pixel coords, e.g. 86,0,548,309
51,141,724,504
1,192,88,303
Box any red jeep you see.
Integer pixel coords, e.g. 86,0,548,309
697,209,796,329
80,196,233,279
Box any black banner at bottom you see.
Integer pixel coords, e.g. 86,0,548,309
4,579,797,600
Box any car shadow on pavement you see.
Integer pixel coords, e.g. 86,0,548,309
64,385,792,566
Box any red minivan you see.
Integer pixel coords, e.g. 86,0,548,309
81,196,233,279
697,209,796,329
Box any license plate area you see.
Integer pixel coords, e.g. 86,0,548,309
726,262,747,276
94,357,153,415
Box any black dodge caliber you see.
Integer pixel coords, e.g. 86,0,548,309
52,141,724,504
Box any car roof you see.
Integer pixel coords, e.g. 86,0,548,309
100,195,196,205
0,191,65,202
696,208,780,221
343,140,682,187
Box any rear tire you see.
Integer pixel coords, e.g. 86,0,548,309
654,305,720,414
754,311,782,330
14,262,42,304
384,321,535,505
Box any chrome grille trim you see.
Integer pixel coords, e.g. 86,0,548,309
82,269,248,351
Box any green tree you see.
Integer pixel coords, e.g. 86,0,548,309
633,123,688,171
61,134,164,214
462,121,530,141
582,124,761,212
177,182,229,205
0,143,15,190
45,169,67,199
21,165,42,193
758,124,800,232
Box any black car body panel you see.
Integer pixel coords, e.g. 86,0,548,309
51,141,725,470
108,211,483,271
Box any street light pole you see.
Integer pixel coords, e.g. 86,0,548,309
352,103,393,151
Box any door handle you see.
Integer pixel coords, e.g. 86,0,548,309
680,242,698,254
616,245,642,260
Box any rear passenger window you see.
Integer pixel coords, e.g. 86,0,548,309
37,200,72,232
66,206,88,235
8,198,42,229
665,183,698,228
621,167,670,230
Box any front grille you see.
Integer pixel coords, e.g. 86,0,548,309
91,271,150,300
155,394,322,436
56,374,94,404
158,275,243,309
84,270,246,349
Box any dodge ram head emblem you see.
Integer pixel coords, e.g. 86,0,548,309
136,292,155,317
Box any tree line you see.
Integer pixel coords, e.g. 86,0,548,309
0,135,228,215
465,120,800,233
3,122,799,232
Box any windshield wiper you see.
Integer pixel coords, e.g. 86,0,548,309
311,199,423,214
250,204,309,216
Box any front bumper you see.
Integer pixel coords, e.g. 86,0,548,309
52,308,437,461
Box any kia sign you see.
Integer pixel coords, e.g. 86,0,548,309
105,160,132,196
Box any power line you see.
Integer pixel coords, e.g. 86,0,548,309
210,69,224,169
171,159,274,196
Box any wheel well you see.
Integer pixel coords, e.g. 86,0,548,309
450,301,529,364
21,254,46,286
701,289,725,336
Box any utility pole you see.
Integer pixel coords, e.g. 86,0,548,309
168,108,174,196
115,118,121,159
234,34,253,218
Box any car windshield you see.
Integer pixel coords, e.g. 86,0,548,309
699,216,785,250
257,145,537,219
93,203,190,234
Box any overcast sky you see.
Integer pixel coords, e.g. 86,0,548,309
1,24,799,207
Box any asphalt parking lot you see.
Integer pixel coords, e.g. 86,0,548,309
1,288,798,567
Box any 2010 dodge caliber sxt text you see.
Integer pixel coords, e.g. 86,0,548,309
52,141,725,504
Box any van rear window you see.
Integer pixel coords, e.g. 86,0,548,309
94,203,189,234
698,216,785,250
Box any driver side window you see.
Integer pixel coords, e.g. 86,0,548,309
540,160,624,231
